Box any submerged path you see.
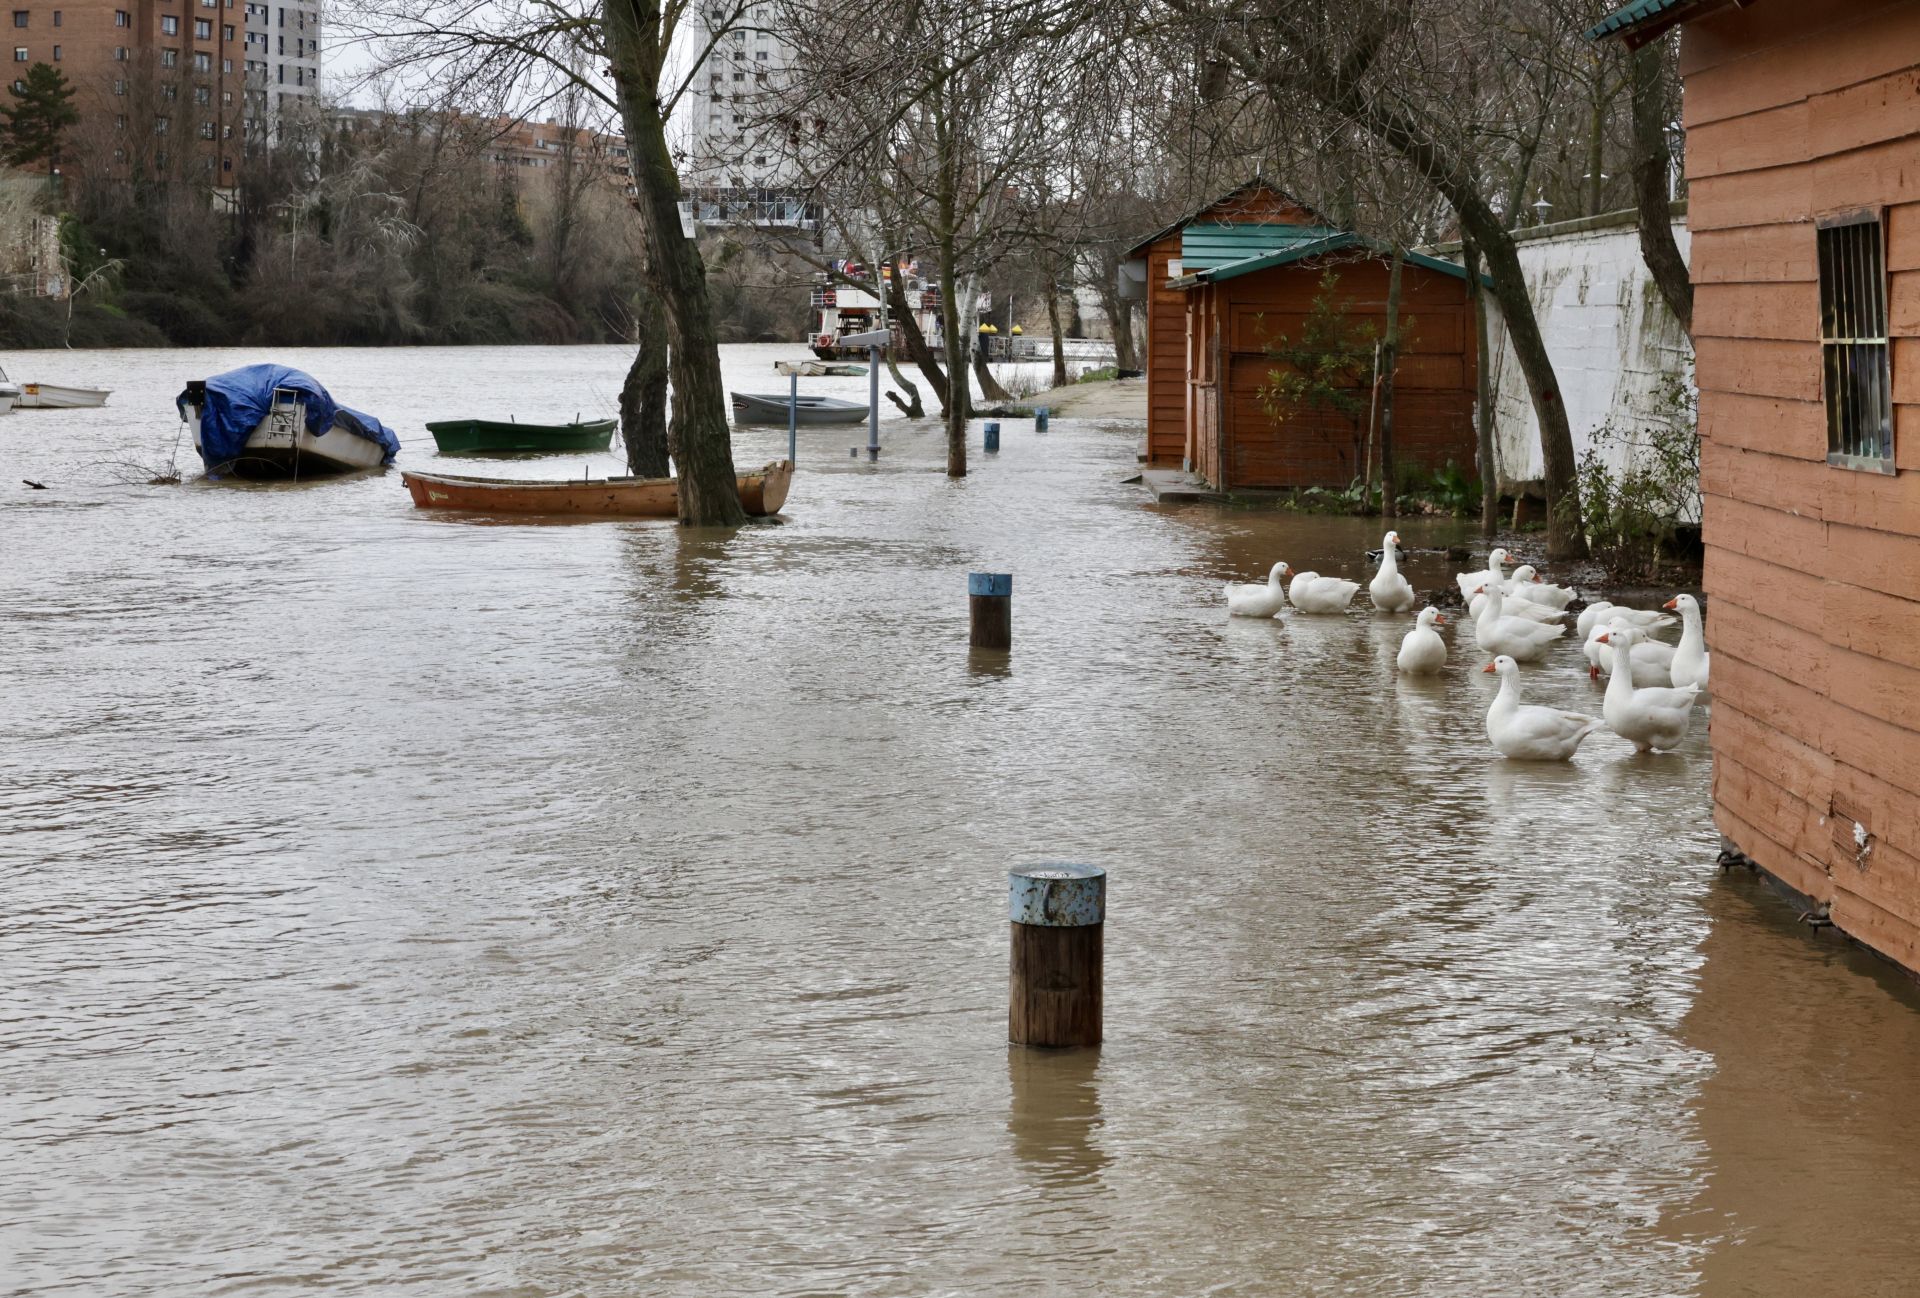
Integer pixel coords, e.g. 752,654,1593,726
3,344,1919,1297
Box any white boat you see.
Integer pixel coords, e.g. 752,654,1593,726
0,377,19,414
182,382,389,478
731,391,870,425
15,381,110,408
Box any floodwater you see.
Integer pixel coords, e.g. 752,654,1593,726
4,344,1920,1297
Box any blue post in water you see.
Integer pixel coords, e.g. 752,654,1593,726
787,370,798,464
968,571,1011,649
1008,864,1105,1047
866,344,882,461
984,421,1001,452
1035,406,1049,432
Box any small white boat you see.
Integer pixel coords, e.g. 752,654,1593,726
0,376,19,414
15,381,110,408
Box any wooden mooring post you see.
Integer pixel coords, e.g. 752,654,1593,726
969,572,1011,649
1008,864,1105,1048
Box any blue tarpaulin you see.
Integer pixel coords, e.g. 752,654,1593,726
178,365,400,467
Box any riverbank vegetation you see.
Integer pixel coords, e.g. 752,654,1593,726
0,101,810,352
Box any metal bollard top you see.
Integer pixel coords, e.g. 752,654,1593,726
1009,863,1105,927
969,572,1013,598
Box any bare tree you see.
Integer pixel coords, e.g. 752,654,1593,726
1170,0,1592,557
348,0,751,524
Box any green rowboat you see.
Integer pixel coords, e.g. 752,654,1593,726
427,417,616,456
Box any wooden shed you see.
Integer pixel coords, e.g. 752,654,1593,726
1122,182,1480,491
1595,0,1920,969
1122,180,1326,470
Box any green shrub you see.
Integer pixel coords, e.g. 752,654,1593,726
1568,373,1699,580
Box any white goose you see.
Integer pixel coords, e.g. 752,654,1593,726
1582,619,1675,685
1482,655,1603,760
1471,587,1564,625
1505,564,1577,610
1286,566,1360,614
1224,561,1288,618
1471,582,1567,661
1599,626,1701,752
1576,600,1676,641
1455,547,1510,600
1397,607,1448,674
1665,594,1711,696
1369,531,1416,613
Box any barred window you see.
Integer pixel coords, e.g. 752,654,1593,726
1818,212,1894,473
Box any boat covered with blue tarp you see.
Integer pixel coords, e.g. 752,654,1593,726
177,365,400,478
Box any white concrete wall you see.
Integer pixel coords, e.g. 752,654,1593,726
1480,209,1693,512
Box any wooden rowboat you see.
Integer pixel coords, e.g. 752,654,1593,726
400,459,793,517
731,391,869,425
426,417,615,455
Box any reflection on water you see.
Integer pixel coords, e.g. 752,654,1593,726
3,344,1920,1296
1007,1046,1109,1188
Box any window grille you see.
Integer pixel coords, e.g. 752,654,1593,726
1818,211,1894,473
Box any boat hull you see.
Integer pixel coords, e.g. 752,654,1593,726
401,460,793,518
192,408,389,479
17,383,110,409
426,418,616,455
731,392,869,426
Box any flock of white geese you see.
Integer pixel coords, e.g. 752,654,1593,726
1224,533,1711,761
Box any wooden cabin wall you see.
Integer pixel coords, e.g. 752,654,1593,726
1205,259,1476,490
1146,235,1187,466
1142,186,1324,468
1683,0,1920,967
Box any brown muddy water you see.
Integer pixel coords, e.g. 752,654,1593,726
5,345,1920,1297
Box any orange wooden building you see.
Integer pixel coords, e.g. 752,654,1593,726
1121,181,1479,490
1595,0,1920,968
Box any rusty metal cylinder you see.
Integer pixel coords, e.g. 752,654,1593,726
969,572,1011,650
1008,864,1105,1048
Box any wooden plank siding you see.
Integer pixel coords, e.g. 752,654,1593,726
1138,185,1323,468
1196,256,1477,491
1680,0,1920,970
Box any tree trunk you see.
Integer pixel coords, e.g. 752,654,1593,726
971,277,1013,404
621,280,671,478
1046,260,1068,390
1585,82,1607,216
937,214,968,477
1249,38,1586,556
1464,236,1497,538
974,348,1012,404
1631,41,1693,337
1379,244,1404,518
1094,271,1138,370
604,0,744,526
886,255,948,412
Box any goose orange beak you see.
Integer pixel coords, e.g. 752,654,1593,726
1434,614,1446,625
1597,632,1611,644
1532,574,1542,583
1662,597,1678,609
1472,584,1486,596
1481,662,1496,673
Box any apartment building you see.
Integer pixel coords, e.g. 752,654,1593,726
238,0,315,142
680,2,795,190
4,0,244,182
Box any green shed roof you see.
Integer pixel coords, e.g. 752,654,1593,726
1179,222,1344,270
1172,232,1480,288
1584,0,1740,45
1584,0,1684,40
